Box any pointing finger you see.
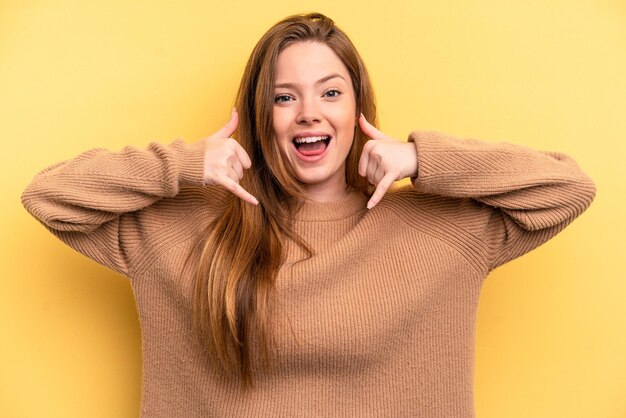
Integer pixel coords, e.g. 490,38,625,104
367,172,395,209
222,176,259,206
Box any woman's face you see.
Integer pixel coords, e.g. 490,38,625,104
272,41,357,199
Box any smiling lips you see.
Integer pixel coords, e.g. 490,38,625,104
292,135,332,161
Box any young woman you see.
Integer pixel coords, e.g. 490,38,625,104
21,12,596,417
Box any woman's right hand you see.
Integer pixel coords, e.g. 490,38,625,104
202,108,259,205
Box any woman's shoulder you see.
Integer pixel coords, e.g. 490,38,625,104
379,183,488,232
123,184,232,275
382,183,474,211
147,183,231,225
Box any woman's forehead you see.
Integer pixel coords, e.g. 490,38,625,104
274,42,350,87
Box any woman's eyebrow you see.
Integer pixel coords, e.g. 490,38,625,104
275,73,345,89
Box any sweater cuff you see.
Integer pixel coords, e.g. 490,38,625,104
406,130,456,193
406,130,432,191
178,138,207,186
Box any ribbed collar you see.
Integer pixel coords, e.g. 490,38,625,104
293,189,369,221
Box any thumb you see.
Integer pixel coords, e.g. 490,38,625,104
359,113,387,140
208,107,239,140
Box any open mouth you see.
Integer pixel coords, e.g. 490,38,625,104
292,136,332,156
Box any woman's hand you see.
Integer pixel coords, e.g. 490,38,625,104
358,114,418,209
203,108,259,205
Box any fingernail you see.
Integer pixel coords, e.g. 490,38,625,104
367,201,373,209
251,197,259,205
360,113,365,120
232,107,236,116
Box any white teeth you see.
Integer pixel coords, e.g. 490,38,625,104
294,136,330,144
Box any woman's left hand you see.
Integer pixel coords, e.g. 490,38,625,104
358,114,418,209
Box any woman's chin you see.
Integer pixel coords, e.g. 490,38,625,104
295,174,328,186
291,160,346,186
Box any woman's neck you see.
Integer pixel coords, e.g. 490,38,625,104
292,187,366,221
301,175,352,203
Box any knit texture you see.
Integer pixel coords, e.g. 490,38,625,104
21,130,596,417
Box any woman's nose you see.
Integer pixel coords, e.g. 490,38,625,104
296,97,321,124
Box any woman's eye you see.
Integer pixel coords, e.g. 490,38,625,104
274,95,291,103
324,89,342,98
274,90,341,103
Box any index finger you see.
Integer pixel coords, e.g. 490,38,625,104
222,177,259,206
366,172,395,209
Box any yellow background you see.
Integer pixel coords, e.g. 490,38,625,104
2,1,624,417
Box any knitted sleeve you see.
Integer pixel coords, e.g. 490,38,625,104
407,130,597,272
20,138,212,277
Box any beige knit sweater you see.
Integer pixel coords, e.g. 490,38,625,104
21,130,596,417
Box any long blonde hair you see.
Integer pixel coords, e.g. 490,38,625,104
183,12,378,391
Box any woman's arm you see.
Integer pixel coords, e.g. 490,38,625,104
20,138,214,277
406,130,597,272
